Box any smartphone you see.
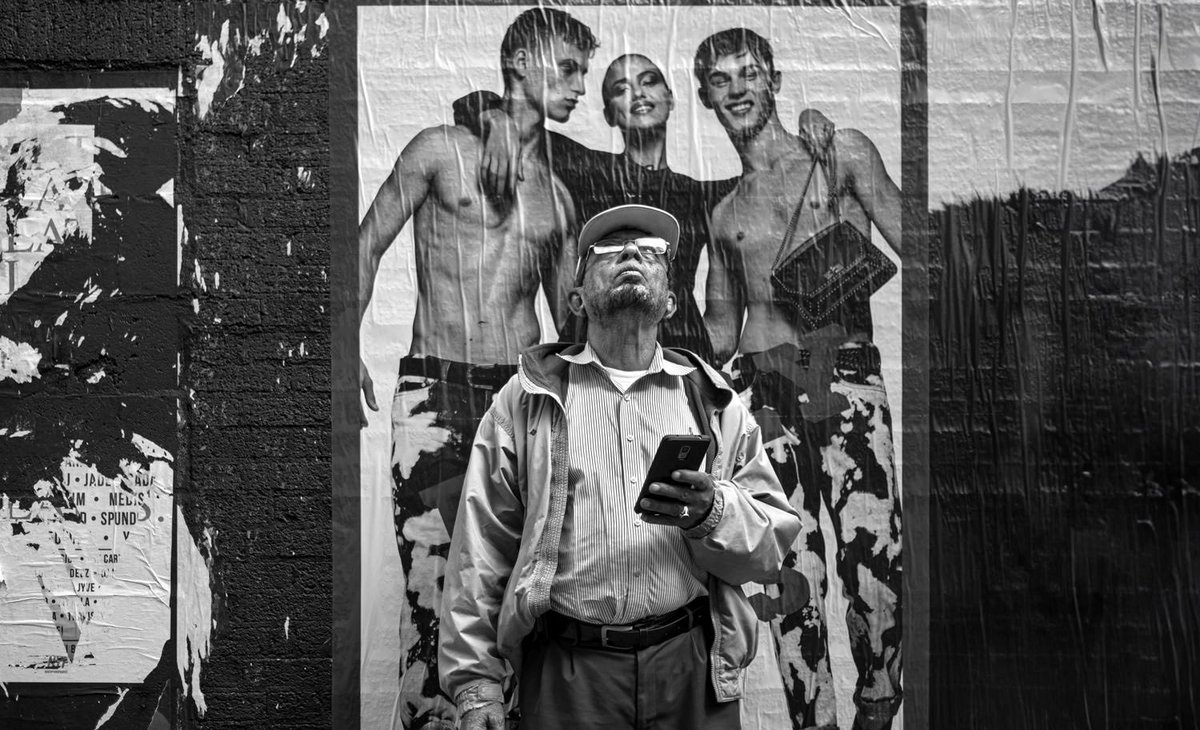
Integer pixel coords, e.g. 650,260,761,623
633,434,712,515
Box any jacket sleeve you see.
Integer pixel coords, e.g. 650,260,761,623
438,393,525,713
683,399,801,584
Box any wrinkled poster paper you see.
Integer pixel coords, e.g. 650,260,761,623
0,87,175,684
358,6,903,729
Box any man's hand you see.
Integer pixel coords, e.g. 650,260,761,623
359,358,378,428
797,107,834,164
459,702,505,730
639,469,717,530
479,109,523,203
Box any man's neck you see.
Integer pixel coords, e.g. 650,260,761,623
586,323,659,370
500,93,548,155
621,128,668,170
731,115,795,172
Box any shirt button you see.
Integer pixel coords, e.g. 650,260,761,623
623,395,631,402
625,434,633,442
629,477,637,484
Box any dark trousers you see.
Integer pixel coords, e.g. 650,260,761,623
518,625,741,730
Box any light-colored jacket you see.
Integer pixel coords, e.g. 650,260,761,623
439,343,801,714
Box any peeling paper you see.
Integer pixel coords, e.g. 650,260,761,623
155,178,174,208
0,104,108,307
194,1,330,120
0,336,42,383
93,687,129,728
174,508,214,718
0,435,174,682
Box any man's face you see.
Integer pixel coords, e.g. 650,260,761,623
522,37,590,123
576,227,674,322
701,48,780,143
602,55,672,131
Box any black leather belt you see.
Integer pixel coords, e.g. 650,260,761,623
396,355,517,390
541,597,708,651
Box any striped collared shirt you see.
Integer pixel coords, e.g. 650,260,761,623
550,343,709,624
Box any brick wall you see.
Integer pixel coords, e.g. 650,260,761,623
184,2,330,727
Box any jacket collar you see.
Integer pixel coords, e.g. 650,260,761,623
518,342,734,411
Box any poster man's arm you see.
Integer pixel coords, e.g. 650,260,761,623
453,90,523,201
704,218,745,366
357,130,438,421
839,128,902,258
540,189,579,332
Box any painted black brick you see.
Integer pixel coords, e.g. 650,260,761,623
180,2,331,727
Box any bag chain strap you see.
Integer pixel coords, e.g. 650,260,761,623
770,133,838,273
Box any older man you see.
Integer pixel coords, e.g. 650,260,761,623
439,204,801,730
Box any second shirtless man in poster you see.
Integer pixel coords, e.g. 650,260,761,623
697,28,904,730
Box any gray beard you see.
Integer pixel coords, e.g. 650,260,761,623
591,284,666,324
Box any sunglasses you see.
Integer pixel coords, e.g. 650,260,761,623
587,236,672,258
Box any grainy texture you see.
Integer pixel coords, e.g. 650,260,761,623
929,155,1200,729
2,1,1196,729
0,1,330,728
183,1,331,727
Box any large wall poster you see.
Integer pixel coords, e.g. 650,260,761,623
356,4,910,729
0,74,185,727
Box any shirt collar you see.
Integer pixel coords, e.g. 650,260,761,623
558,342,695,377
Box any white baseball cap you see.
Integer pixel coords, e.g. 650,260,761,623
575,204,680,283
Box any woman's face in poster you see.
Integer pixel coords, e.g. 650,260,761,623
602,54,673,131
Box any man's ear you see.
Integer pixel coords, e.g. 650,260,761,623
567,289,587,318
770,69,782,95
697,85,712,110
603,102,616,127
508,48,531,79
660,291,677,322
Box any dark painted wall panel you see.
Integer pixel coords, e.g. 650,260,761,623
930,157,1200,728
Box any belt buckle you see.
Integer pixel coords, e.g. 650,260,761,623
600,625,633,650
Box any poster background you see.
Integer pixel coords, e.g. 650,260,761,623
356,5,904,728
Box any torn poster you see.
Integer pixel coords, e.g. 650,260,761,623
0,78,180,699
0,434,173,682
0,105,105,308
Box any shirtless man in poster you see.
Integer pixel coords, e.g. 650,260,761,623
358,9,596,728
696,28,904,730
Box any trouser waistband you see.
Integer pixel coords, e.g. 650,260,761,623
540,597,709,652
397,354,517,390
